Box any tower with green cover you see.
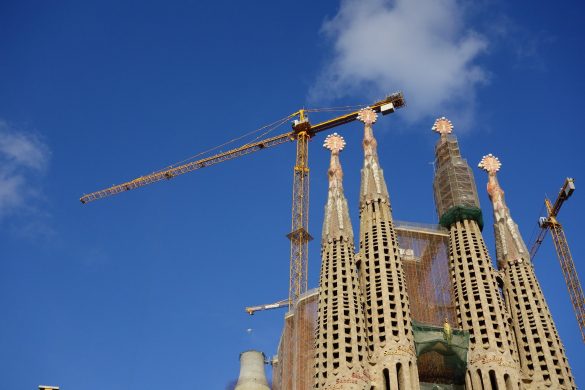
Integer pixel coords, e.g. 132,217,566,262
432,118,520,389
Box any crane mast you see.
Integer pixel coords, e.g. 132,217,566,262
549,222,585,342
529,178,584,343
81,92,406,309
288,116,312,307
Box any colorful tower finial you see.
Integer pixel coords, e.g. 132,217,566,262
432,117,453,136
478,153,502,174
357,107,377,125
323,132,346,154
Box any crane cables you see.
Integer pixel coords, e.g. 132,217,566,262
305,104,366,114
527,199,548,260
152,105,363,176
152,113,297,176
80,104,369,203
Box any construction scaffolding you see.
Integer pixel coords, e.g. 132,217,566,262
396,221,467,386
272,222,466,389
432,134,482,230
272,288,318,390
396,221,455,326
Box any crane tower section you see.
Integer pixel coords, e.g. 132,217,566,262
287,114,312,307
549,223,585,343
536,179,584,343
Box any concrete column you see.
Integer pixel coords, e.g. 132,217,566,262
235,350,270,390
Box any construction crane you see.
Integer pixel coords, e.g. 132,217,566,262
246,299,290,315
81,92,406,309
529,178,584,343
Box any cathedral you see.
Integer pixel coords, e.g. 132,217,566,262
235,110,575,390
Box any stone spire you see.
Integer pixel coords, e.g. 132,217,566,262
478,154,528,266
357,108,420,389
359,106,390,204
479,154,575,389
321,133,353,242
432,118,520,389
314,133,370,390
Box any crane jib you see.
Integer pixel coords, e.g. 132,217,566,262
80,91,405,204
80,131,294,203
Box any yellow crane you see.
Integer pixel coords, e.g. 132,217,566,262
81,92,406,308
529,178,584,343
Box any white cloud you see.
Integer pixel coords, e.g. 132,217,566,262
0,120,50,220
311,0,488,127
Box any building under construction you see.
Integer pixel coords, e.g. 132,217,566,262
234,113,576,390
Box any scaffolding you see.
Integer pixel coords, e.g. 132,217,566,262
272,288,318,390
395,221,467,386
395,221,455,327
272,222,467,389
433,135,482,230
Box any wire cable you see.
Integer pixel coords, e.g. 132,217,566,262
153,113,296,174
306,104,366,113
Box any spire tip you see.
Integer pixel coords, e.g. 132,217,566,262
478,153,502,173
357,107,377,125
432,117,453,135
324,133,346,153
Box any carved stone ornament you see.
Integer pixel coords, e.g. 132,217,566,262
357,107,378,125
478,153,502,174
432,116,453,135
323,133,346,153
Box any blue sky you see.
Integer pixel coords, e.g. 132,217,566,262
1,0,584,389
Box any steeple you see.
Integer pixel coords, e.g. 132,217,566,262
478,154,528,266
479,154,575,389
314,134,370,390
359,106,390,204
356,108,420,389
321,133,353,242
432,118,520,389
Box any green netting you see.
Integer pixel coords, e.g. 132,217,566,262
413,321,470,383
439,206,483,231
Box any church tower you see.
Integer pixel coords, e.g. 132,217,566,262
356,108,419,389
314,134,370,390
478,154,575,389
431,118,520,389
